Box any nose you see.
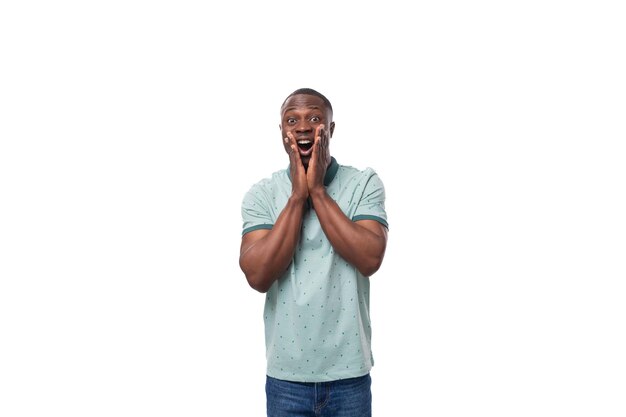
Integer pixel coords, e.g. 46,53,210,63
295,120,313,133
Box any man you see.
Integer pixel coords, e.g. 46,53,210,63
239,88,388,416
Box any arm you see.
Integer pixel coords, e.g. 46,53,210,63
310,190,388,277
307,125,388,277
239,195,307,293
239,132,309,293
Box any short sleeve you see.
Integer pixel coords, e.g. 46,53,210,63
241,185,274,236
352,170,388,229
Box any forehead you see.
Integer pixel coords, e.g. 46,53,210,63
281,94,329,115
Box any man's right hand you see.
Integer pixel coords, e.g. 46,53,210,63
286,132,308,200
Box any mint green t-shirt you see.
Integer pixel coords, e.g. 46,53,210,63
241,158,388,382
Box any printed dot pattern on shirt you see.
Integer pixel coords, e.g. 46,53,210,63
241,161,386,382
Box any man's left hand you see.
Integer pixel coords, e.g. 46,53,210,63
306,124,331,194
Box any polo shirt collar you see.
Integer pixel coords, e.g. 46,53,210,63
287,157,339,186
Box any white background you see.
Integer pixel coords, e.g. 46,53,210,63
1,1,625,416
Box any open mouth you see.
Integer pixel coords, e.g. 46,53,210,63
297,140,313,152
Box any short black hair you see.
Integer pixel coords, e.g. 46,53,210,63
282,88,333,114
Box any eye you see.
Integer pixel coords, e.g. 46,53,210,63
310,116,320,123
287,117,297,124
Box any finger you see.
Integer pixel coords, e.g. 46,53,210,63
290,143,304,168
312,129,322,156
312,124,325,157
310,138,318,161
285,132,297,155
287,131,297,147
315,124,324,142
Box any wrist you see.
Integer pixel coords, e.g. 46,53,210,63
308,186,327,202
288,193,309,206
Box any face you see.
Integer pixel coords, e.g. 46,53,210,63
280,94,335,167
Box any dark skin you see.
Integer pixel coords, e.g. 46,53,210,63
239,94,388,293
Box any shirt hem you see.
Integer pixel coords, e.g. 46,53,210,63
266,366,372,383
242,224,273,236
352,215,388,229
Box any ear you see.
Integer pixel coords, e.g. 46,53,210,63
329,121,336,138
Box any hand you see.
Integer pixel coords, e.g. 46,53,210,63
307,124,331,194
285,132,308,200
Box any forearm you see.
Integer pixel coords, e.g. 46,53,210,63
310,189,387,277
240,196,307,292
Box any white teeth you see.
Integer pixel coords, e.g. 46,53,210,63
297,140,312,144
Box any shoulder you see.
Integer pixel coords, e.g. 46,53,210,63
244,168,289,196
336,163,384,185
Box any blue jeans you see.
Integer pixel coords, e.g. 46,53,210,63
266,374,372,417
